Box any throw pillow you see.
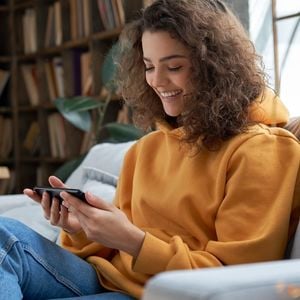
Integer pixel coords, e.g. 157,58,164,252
81,167,118,203
66,141,135,189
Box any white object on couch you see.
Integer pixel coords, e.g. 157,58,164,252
66,141,135,189
0,141,135,242
142,259,300,300
81,167,118,203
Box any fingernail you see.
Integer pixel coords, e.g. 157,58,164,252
62,200,69,208
86,191,93,199
60,192,66,199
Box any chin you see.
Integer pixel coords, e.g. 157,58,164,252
165,113,180,117
163,103,183,117
164,109,182,117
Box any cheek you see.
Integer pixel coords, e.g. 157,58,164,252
179,72,192,89
145,74,152,87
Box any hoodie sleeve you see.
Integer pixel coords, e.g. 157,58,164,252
60,229,113,259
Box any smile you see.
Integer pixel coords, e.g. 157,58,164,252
159,90,182,98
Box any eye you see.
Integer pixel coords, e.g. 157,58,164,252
168,66,182,72
145,65,154,72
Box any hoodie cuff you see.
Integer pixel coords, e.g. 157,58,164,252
133,232,173,275
60,229,89,249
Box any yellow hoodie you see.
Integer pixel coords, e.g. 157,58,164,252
61,89,300,299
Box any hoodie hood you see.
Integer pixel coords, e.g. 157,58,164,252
248,88,289,126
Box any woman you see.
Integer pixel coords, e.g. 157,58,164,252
1,0,299,299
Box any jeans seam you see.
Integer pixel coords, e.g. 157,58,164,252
22,244,83,296
1,237,83,296
0,236,19,265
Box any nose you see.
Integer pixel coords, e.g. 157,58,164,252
149,69,169,88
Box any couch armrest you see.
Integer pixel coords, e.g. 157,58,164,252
143,259,300,300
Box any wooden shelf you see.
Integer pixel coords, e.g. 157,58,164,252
0,5,9,12
17,105,39,112
0,56,11,63
0,106,12,113
13,1,35,11
0,0,144,193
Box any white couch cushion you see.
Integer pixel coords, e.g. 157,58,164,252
143,260,300,300
66,141,135,189
0,194,60,242
291,222,300,258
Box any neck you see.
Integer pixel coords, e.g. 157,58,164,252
165,115,179,128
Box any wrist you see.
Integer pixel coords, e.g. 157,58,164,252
124,226,146,258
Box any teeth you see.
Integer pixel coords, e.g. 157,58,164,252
160,90,181,97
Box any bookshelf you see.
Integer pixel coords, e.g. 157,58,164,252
0,0,147,194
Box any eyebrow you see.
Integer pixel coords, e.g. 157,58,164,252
143,54,188,62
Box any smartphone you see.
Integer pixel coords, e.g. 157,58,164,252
33,186,86,203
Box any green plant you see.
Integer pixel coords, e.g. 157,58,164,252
55,43,143,144
53,44,144,180
53,95,144,181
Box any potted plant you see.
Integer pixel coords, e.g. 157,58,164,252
53,44,144,180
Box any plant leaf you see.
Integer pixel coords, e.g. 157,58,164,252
55,97,105,112
54,97,107,132
55,98,93,131
54,154,86,181
103,122,144,142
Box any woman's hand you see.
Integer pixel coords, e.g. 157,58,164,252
61,191,146,258
23,176,82,234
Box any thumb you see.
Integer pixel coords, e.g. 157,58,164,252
85,192,112,211
49,175,66,188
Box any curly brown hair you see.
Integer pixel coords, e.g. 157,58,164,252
115,0,266,150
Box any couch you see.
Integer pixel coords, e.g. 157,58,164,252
0,119,299,300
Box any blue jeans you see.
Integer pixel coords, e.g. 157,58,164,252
0,216,135,299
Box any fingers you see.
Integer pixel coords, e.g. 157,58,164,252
48,175,66,188
61,191,113,215
59,205,71,230
39,191,51,219
85,192,112,211
23,188,42,203
49,198,61,225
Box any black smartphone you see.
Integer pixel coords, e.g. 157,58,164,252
33,187,86,203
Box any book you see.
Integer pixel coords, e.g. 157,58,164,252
82,0,91,36
115,0,125,26
104,0,116,29
52,57,65,98
0,117,13,158
54,1,63,46
22,9,37,53
20,64,39,106
0,69,10,99
80,51,92,95
48,113,59,157
47,113,66,158
44,5,55,47
90,0,105,32
110,0,122,28
53,113,66,158
71,49,83,96
44,60,58,101
23,121,40,155
76,0,84,38
70,0,78,40
97,0,110,30
0,169,15,195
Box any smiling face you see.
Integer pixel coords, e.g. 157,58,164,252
142,30,192,117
